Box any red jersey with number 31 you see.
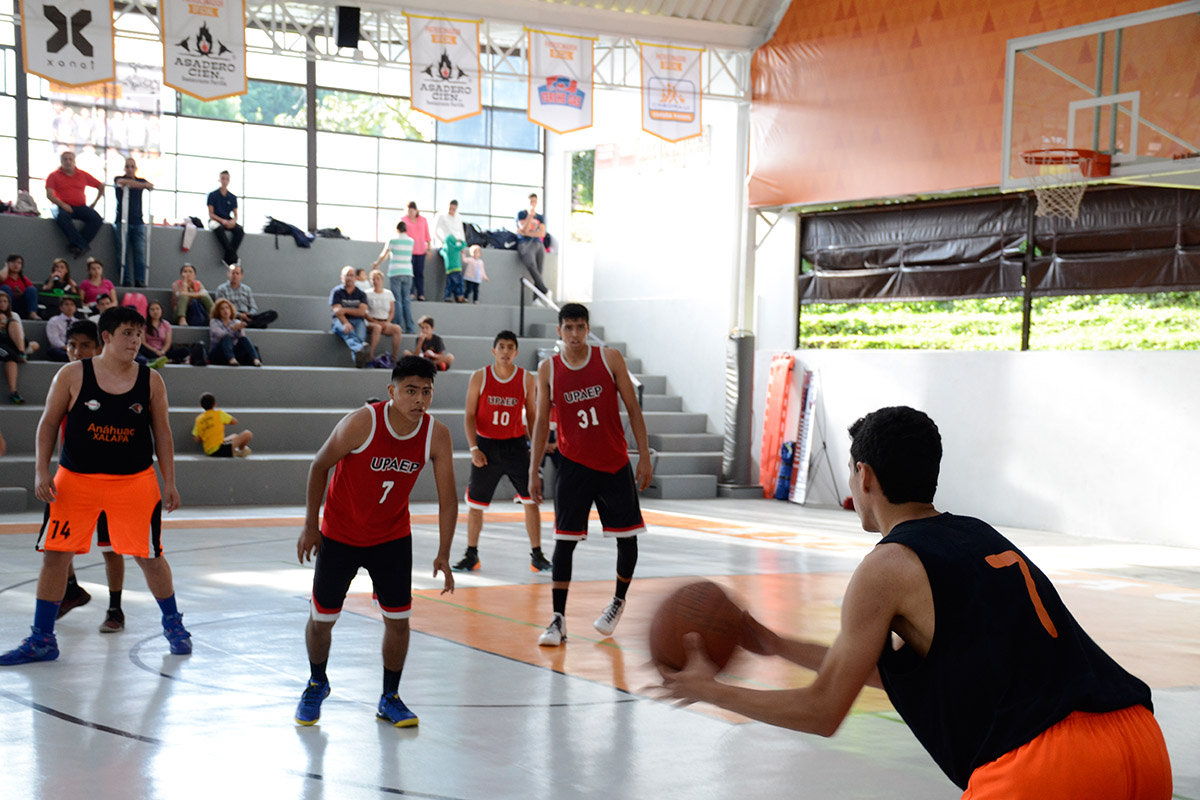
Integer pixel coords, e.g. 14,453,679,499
551,346,628,473
476,365,526,439
322,402,432,546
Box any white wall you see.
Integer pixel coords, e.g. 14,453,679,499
751,349,1200,548
545,91,745,433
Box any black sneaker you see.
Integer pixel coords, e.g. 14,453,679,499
58,583,92,618
99,608,125,633
9,392,24,405
530,551,552,572
452,551,480,572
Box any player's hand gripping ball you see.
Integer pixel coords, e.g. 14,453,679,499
649,581,743,671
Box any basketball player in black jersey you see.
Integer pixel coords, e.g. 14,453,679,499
660,406,1171,799
1,307,191,665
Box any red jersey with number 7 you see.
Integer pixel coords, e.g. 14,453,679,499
476,365,527,439
551,346,628,473
321,402,432,546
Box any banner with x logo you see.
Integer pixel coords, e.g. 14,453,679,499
20,0,115,86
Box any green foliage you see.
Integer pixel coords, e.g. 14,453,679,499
571,150,594,210
799,293,1200,350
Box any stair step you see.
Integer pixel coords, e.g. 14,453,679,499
649,432,722,451
652,452,722,475
642,474,718,500
0,487,29,513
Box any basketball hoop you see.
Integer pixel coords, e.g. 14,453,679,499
1020,149,1111,221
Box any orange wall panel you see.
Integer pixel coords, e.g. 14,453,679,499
749,0,1168,207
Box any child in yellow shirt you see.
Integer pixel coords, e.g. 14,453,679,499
192,392,253,457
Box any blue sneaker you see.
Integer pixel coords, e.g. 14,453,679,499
162,612,192,655
295,679,331,726
376,693,419,727
0,627,59,666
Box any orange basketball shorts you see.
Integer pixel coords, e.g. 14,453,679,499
38,467,164,558
963,705,1172,800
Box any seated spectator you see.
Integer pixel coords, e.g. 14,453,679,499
1,254,40,320
209,298,262,367
140,300,190,367
214,263,277,329
0,291,37,403
403,315,454,371
172,262,214,325
192,392,253,457
441,234,465,303
354,268,372,294
365,269,403,363
46,295,81,362
462,245,488,304
46,150,105,257
330,265,371,368
88,294,115,323
78,258,116,310
207,170,244,266
40,257,80,317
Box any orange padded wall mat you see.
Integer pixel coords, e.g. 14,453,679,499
748,0,1166,207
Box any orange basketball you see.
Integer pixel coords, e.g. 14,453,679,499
649,580,744,671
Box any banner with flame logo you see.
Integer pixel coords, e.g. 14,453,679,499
19,0,115,86
638,41,704,143
161,0,246,101
526,29,594,135
406,13,481,123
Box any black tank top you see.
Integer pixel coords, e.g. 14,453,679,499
60,358,155,475
876,513,1151,789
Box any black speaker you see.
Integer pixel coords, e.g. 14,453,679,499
335,6,360,49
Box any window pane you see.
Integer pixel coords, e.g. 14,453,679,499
176,191,210,219
317,131,378,172
245,163,308,201
0,97,12,135
491,184,541,221
379,65,411,99
316,60,379,92
245,124,306,166
180,94,243,123
379,139,435,174
240,82,305,126
147,189,177,223
318,167,377,205
379,175,435,209
178,117,244,160
491,74,526,109
177,156,235,197
316,90,430,140
435,180,488,217
318,203,378,242
437,111,487,146
491,149,542,186
0,136,15,176
436,144,489,181
492,109,539,151
246,50,307,84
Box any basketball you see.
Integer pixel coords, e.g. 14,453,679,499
649,581,744,671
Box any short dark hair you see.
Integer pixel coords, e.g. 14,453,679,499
449,200,458,206
98,306,145,337
58,295,78,310
558,303,588,325
392,355,437,383
5,254,20,264
220,170,230,177
200,392,216,410
493,330,518,348
407,201,418,210
418,315,434,327
397,220,407,233
529,193,538,200
65,319,99,345
848,406,942,504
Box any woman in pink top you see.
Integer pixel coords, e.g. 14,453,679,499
172,262,214,324
139,300,189,364
78,258,117,309
405,201,431,301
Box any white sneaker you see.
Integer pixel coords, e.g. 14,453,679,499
538,613,567,646
593,597,625,636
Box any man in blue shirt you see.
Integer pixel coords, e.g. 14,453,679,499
516,193,549,296
207,170,244,267
329,265,372,368
114,157,154,287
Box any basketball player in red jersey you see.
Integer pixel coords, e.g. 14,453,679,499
295,356,457,728
529,303,652,646
2,306,190,666
454,330,551,573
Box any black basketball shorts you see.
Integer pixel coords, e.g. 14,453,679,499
552,455,646,541
310,534,413,622
465,436,534,509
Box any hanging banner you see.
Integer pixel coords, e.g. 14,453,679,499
406,14,482,123
161,0,247,101
638,41,704,143
19,0,116,87
526,29,594,135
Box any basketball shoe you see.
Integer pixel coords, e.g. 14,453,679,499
377,693,419,727
593,598,625,636
538,613,567,646
0,628,59,665
530,550,552,572
57,582,91,618
452,550,481,571
162,612,192,655
99,608,125,633
295,679,331,726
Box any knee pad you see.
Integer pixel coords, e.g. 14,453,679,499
551,539,578,583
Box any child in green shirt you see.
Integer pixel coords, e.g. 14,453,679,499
441,234,466,303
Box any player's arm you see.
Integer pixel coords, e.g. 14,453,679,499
33,363,80,502
661,544,913,736
606,348,652,491
148,370,179,512
523,370,537,443
428,419,456,594
89,177,105,209
298,407,372,563
463,369,486,467
527,359,552,503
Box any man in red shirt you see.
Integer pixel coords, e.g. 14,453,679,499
46,151,105,258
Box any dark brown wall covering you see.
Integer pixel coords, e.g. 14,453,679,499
798,187,1200,303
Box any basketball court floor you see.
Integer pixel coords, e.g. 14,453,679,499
1,498,1197,799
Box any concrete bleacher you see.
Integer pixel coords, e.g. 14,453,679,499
1,215,722,508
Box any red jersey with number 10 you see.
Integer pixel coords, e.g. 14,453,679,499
476,365,526,439
551,346,628,473
322,402,432,546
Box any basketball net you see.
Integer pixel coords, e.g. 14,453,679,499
1020,149,1110,222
